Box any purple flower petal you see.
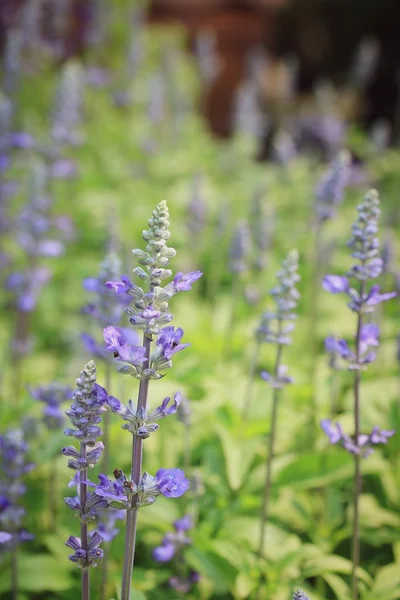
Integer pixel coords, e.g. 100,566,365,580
322,275,349,294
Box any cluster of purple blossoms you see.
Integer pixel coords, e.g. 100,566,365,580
95,468,189,509
81,251,137,360
321,420,395,457
0,429,35,547
321,189,396,447
322,190,396,369
257,250,300,387
100,201,201,598
314,150,350,223
63,361,108,568
29,383,72,429
153,515,200,592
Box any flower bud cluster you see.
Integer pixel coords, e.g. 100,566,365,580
257,251,300,388
64,361,108,445
322,190,396,367
0,429,35,547
293,591,310,600
107,392,181,438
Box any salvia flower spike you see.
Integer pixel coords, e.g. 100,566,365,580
321,189,396,600
256,250,300,595
63,361,108,600
100,200,201,600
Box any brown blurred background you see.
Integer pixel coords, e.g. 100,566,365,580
1,0,399,139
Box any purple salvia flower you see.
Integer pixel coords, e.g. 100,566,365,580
152,541,176,562
155,468,189,498
100,201,200,600
322,275,349,294
320,419,343,444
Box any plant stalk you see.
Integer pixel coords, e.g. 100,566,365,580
242,339,261,420
120,333,151,600
11,538,18,600
258,342,283,557
99,361,112,600
80,443,90,600
351,300,364,600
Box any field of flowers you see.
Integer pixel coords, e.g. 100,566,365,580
1,3,400,600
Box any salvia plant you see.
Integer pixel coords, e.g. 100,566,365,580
0,428,35,599
257,250,300,562
63,361,108,599
321,189,396,599
92,200,202,599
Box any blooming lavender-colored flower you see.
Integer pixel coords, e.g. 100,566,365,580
95,467,189,508
29,383,72,429
321,419,394,457
293,591,310,600
0,429,34,547
315,151,350,222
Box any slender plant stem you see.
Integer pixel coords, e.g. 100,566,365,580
49,457,58,532
351,296,364,600
80,444,90,600
120,332,152,600
224,274,242,357
308,219,323,438
11,539,18,600
258,342,283,557
242,339,261,420
102,362,112,475
99,361,112,600
183,423,191,472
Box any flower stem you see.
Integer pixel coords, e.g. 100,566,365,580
120,333,151,600
308,219,323,438
49,457,58,532
80,444,90,600
351,304,364,600
11,539,18,600
258,342,283,557
242,339,261,420
99,362,112,600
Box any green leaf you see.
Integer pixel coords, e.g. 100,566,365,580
0,554,74,593
215,425,260,490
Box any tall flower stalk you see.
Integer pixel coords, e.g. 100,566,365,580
97,200,202,599
257,251,300,558
321,189,396,599
63,361,108,600
308,151,350,433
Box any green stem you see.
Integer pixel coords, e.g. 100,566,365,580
80,444,90,600
120,333,151,600
242,340,261,420
351,300,364,600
